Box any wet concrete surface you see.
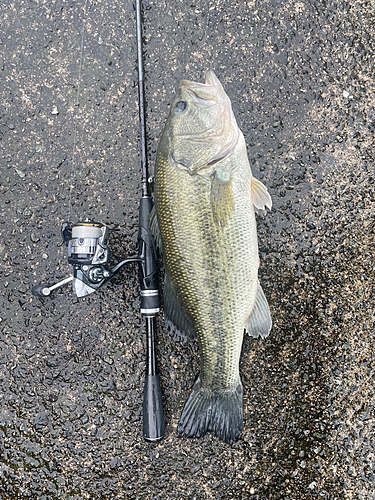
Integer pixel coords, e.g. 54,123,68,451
0,0,374,498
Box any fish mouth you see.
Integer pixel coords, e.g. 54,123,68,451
178,70,221,88
205,70,219,86
178,70,223,104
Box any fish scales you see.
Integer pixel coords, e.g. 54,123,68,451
157,147,257,388
152,71,272,443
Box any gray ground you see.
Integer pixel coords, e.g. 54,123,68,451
0,0,374,499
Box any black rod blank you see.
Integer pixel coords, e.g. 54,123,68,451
136,0,149,199
135,0,165,442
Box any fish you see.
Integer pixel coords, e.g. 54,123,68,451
150,70,272,443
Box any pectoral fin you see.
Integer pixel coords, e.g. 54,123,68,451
245,281,272,339
164,273,196,343
210,169,235,227
251,178,272,212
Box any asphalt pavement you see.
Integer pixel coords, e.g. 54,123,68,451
0,0,374,499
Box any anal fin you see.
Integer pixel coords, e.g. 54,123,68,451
245,281,272,339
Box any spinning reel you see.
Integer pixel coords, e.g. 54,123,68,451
32,221,133,298
32,215,159,319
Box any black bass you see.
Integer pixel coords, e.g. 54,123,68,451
151,71,272,443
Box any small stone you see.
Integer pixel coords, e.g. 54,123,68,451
48,392,59,402
343,90,349,98
31,233,40,243
300,460,306,468
42,253,48,259
46,357,58,368
35,411,49,429
249,487,255,494
89,327,100,339
16,169,26,179
110,456,120,469
308,481,317,490
98,36,103,44
51,106,59,115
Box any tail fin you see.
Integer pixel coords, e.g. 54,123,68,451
177,376,243,443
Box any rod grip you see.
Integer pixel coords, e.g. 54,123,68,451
142,316,164,441
143,372,165,442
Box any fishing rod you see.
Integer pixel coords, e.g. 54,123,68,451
135,0,165,442
31,0,164,442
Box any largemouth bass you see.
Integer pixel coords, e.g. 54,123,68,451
151,71,272,443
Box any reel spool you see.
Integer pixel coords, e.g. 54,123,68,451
67,223,107,266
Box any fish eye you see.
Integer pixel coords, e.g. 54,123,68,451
175,101,187,113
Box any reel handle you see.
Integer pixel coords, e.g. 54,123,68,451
31,283,52,297
31,277,74,297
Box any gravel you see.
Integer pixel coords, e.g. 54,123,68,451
0,0,374,499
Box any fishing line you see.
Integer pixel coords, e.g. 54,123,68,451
69,0,87,218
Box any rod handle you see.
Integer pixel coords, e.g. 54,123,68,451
143,372,165,442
